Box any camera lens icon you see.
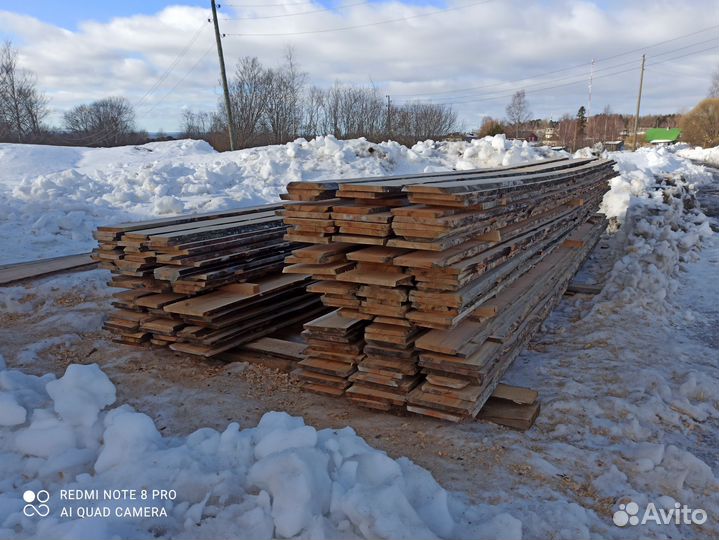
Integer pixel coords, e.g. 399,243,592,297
22,490,50,517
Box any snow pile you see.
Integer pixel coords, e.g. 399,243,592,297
494,146,719,538
596,148,714,314
0,135,551,264
676,145,719,167
0,361,520,540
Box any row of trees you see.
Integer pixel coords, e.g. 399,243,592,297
478,90,695,151
0,40,147,146
2,38,718,150
477,67,719,150
182,53,459,150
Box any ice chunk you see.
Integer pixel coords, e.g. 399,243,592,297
15,409,77,457
0,391,26,426
46,363,116,427
247,447,331,537
95,408,160,472
254,425,317,460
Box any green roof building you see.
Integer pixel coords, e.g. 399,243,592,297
645,128,681,143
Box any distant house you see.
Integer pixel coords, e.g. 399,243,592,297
645,128,681,144
514,130,539,142
604,140,624,151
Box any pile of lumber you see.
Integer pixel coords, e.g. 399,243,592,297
280,157,615,422
292,310,368,396
93,205,325,354
406,219,605,421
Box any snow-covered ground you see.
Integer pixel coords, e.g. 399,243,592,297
0,138,717,539
677,144,719,167
0,136,554,264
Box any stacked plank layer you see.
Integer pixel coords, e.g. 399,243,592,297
292,310,369,396
93,205,325,354
281,157,615,420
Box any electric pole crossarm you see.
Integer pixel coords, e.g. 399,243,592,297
211,0,236,151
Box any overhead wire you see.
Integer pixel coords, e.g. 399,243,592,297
397,37,718,104
392,25,719,98
403,44,718,107
221,0,370,20
223,0,499,36
68,20,213,146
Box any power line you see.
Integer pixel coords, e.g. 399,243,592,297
399,45,718,108
221,0,369,20
133,21,209,109
223,0,498,36
67,21,213,146
222,1,312,6
401,37,718,104
392,25,719,98
144,44,216,116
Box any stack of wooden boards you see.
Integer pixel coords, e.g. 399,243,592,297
93,205,325,355
281,156,615,422
292,310,369,396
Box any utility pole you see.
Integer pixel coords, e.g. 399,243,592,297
588,59,594,118
211,0,236,151
632,54,646,152
588,59,594,142
386,95,391,137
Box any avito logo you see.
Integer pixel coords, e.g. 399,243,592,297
613,499,707,527
22,490,50,517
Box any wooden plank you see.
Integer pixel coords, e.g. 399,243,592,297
0,253,97,285
241,337,305,360
97,203,284,234
163,274,309,317
566,281,603,295
477,398,540,430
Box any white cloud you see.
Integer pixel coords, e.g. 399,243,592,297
0,0,716,132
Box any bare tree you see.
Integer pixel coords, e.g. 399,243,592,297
63,97,136,146
709,66,719,98
225,57,273,148
0,41,48,142
264,48,306,144
190,52,458,149
400,101,458,141
505,90,531,138
181,109,221,139
309,82,385,139
302,85,325,137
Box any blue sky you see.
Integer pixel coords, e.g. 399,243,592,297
0,0,450,30
0,0,208,30
0,0,716,131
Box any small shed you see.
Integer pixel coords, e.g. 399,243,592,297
645,128,681,144
604,140,624,151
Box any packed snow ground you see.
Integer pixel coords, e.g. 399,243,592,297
0,139,717,539
0,135,555,264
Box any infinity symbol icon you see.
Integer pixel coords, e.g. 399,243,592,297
22,490,50,518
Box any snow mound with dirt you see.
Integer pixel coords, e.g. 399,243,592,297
598,147,714,314
0,361,519,540
0,135,554,264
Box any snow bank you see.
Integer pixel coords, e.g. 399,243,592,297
676,145,719,167
596,148,714,314
0,362,520,540
0,136,550,264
